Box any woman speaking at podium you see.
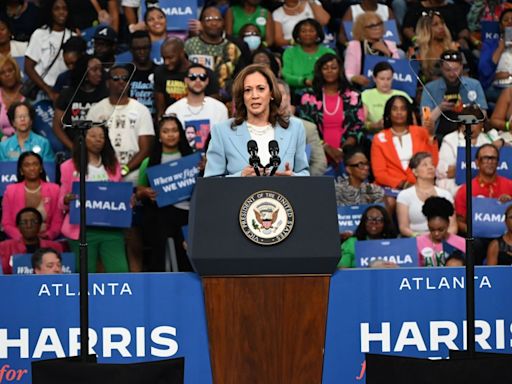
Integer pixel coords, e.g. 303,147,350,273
204,64,310,177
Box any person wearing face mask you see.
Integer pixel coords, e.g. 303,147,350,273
240,23,264,52
225,0,274,48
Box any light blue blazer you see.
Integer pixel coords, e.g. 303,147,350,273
204,117,310,177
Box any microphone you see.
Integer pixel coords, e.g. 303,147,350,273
247,140,261,176
268,140,281,176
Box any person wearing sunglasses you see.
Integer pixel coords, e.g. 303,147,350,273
0,207,64,274
164,64,228,151
338,205,396,268
335,146,384,206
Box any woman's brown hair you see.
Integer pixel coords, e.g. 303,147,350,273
231,64,289,129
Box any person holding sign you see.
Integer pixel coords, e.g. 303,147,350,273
487,204,512,265
2,151,62,240
59,124,129,273
345,12,400,88
417,196,465,267
205,64,309,177
136,114,194,272
338,205,397,268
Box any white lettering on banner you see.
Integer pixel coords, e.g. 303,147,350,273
37,282,133,296
74,200,127,211
474,213,505,222
0,175,16,183
360,320,510,354
461,160,507,171
0,326,178,359
360,255,413,266
367,70,412,83
162,6,193,16
398,275,492,290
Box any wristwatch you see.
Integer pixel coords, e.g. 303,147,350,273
121,165,130,176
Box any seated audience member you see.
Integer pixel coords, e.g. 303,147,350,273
338,205,397,268
487,204,512,265
420,50,487,143
362,61,412,134
416,196,465,267
0,56,24,140
409,12,461,83
445,250,465,266
239,23,266,52
59,124,129,273
397,152,456,237
225,0,274,47
52,36,87,93
277,79,327,176
32,247,63,274
338,0,395,45
273,0,330,48
438,106,502,196
2,151,62,240
345,12,400,88
136,115,194,272
0,101,54,161
490,87,512,137
0,18,28,58
335,146,384,206
371,96,438,189
281,19,335,92
297,53,365,167
455,143,512,264
0,207,63,274
479,9,512,101
250,48,280,78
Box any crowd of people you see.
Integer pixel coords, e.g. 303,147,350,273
0,0,512,274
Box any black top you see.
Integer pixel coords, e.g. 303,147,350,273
497,236,512,266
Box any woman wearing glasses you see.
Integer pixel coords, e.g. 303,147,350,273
396,152,456,237
225,0,274,48
338,205,396,268
487,204,512,265
335,146,384,206
2,151,62,240
345,12,400,88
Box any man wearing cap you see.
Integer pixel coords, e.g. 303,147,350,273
420,49,488,142
93,25,117,70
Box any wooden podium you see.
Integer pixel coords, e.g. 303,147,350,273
189,178,339,383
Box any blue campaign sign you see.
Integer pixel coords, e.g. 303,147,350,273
363,56,419,97
355,237,418,267
481,21,500,43
0,162,56,196
141,0,198,31
337,203,383,233
0,273,213,384
383,187,400,198
455,146,512,184
12,252,76,275
343,20,400,43
70,182,133,227
323,267,512,383
147,152,201,208
472,197,512,238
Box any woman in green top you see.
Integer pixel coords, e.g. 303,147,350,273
136,114,194,272
282,18,335,92
339,205,397,268
225,0,274,47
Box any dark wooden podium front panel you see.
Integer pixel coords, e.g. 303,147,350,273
202,275,330,384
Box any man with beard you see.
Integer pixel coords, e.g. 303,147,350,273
92,25,117,71
164,64,228,151
420,50,487,142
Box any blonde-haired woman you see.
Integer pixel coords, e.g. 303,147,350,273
345,12,400,88
410,11,459,82
0,56,24,140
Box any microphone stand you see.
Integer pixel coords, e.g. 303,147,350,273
266,156,281,176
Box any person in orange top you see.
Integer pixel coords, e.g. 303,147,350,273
371,95,438,190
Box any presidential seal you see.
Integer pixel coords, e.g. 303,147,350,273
239,190,294,245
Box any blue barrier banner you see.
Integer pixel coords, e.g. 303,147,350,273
455,146,512,184
70,182,133,227
12,253,76,274
337,204,383,233
363,56,419,97
383,187,400,198
146,153,201,208
343,20,400,43
472,197,512,238
355,237,418,267
141,0,198,31
481,21,500,43
0,273,212,383
323,267,512,383
0,162,56,196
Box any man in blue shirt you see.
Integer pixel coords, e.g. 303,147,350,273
420,50,488,142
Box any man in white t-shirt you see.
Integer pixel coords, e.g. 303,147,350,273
86,64,154,184
165,63,228,150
